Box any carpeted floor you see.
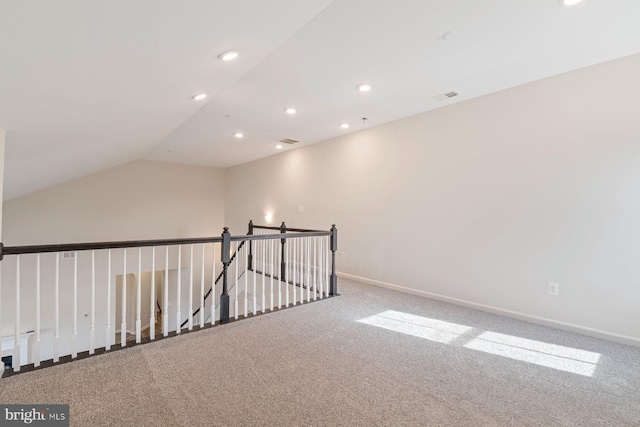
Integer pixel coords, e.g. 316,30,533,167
1,277,639,426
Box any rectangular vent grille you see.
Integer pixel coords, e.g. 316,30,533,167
434,91,459,101
62,251,75,259
279,138,299,145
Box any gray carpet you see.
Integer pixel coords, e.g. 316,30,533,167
1,278,639,426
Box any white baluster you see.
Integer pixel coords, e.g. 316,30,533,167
136,247,142,343
200,243,205,328
301,237,305,302
285,237,289,307
54,253,60,362
164,246,169,337
292,238,297,306
211,242,216,325
13,255,20,372
325,236,329,297
122,248,127,347
305,238,309,302
261,239,265,313
150,246,156,340
177,245,182,334
300,238,305,304
313,237,317,301
235,242,239,320
106,249,112,350
244,240,248,317
321,237,324,295
318,238,323,299
306,238,310,302
299,238,302,302
277,237,282,309
320,236,324,299
72,251,78,358
300,237,309,303
34,254,41,367
270,239,274,311
188,244,194,331
90,250,96,353
253,240,257,315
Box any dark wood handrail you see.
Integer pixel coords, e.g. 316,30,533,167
0,227,329,258
253,225,328,233
230,231,329,242
1,236,223,258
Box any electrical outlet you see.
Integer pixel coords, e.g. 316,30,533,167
298,205,305,213
341,251,346,260
548,282,559,296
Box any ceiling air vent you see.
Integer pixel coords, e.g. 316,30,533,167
279,138,299,145
434,91,459,101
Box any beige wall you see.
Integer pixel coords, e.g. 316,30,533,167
225,54,640,343
3,159,226,245
0,128,5,240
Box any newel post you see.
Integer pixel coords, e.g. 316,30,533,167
329,224,338,296
220,227,231,324
247,220,254,271
280,222,287,281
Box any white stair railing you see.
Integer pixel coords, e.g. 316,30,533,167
0,222,337,375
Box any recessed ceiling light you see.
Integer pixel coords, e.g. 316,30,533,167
218,50,239,61
275,144,283,150
234,132,243,138
559,0,582,5
340,123,349,129
285,107,297,115
192,93,207,101
357,84,372,92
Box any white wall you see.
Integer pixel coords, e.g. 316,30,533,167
3,159,226,245
225,54,640,343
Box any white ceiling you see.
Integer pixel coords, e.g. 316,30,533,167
1,0,640,200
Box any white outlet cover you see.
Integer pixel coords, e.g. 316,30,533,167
548,282,559,296
298,205,305,213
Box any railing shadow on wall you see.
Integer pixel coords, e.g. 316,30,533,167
0,221,337,377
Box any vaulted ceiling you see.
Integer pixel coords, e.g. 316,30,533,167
1,0,640,200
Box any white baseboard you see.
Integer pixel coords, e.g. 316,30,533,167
337,271,640,348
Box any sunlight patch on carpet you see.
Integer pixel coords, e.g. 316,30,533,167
358,311,600,377
464,331,600,377
357,310,473,344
